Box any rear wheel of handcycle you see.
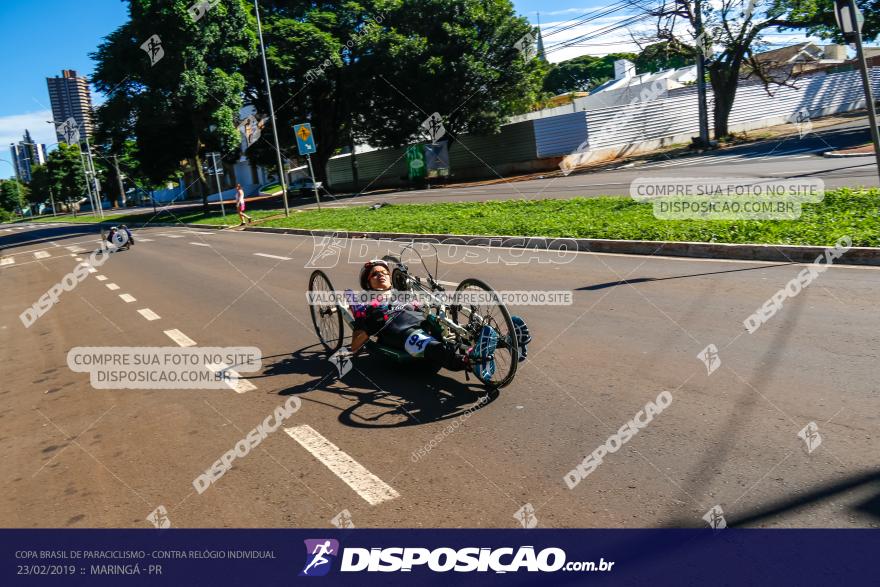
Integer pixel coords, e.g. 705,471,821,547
308,270,344,353
452,278,518,389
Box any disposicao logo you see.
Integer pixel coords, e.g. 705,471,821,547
300,539,339,577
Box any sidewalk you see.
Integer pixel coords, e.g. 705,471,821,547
823,143,877,158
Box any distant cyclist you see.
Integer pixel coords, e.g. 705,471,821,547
105,225,133,250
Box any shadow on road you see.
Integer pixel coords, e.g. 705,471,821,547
660,469,880,527
260,345,497,428
577,263,795,291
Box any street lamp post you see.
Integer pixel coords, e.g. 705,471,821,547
835,0,880,182
78,145,98,218
82,131,104,219
253,0,290,217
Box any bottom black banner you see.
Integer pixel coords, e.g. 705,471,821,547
4,529,878,585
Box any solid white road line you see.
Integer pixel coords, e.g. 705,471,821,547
189,242,211,247
188,231,215,235
0,257,14,266
164,328,196,347
95,275,107,281
119,293,136,303
204,362,257,393
33,251,51,259
106,283,120,290
285,424,400,506
137,308,161,321
254,253,291,261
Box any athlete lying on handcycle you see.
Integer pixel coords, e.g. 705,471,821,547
347,260,531,384
105,225,133,249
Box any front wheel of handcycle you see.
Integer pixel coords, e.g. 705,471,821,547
452,278,518,389
308,270,344,353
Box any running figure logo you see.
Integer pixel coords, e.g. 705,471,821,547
300,539,339,577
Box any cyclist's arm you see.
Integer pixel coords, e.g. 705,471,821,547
351,329,369,353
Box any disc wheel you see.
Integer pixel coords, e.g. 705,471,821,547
452,278,518,389
308,270,344,353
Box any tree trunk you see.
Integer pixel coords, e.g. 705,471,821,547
708,58,744,140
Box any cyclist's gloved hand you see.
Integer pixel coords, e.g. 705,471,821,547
511,316,531,362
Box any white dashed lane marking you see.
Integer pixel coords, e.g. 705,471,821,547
138,238,154,242
119,294,136,303
254,253,291,261
137,308,161,321
0,258,14,266
106,283,120,291
164,329,196,347
190,242,211,247
33,251,50,259
285,424,401,506
205,362,257,393
95,275,107,281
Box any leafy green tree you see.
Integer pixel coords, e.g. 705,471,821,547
29,143,89,210
355,0,545,151
785,0,879,41
542,53,637,95
241,0,386,186
0,179,27,213
635,41,695,74
91,0,257,211
649,0,830,139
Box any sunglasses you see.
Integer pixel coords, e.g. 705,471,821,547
369,269,390,279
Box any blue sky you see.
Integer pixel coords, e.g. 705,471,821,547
0,0,828,178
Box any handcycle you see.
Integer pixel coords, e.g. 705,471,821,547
307,243,519,389
99,225,134,250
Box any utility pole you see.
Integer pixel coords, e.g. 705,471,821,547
113,155,126,208
349,130,359,193
82,131,103,219
254,0,290,216
209,152,227,217
77,145,97,218
835,0,880,182
693,0,711,148
48,186,58,217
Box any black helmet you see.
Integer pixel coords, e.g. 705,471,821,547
359,259,390,290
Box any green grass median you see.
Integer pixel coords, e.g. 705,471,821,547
257,188,880,247
26,188,879,247
27,209,279,226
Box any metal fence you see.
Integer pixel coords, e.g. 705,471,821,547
327,67,880,188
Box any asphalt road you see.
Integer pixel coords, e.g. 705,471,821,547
314,115,880,208
1,222,878,529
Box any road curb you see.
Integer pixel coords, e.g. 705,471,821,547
822,151,874,158
36,221,880,266
240,226,880,267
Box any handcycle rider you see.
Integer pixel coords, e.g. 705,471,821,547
105,225,133,249
345,260,531,384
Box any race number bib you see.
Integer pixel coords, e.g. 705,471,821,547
403,330,434,358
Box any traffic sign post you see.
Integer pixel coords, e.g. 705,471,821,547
295,123,321,209
834,0,880,183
